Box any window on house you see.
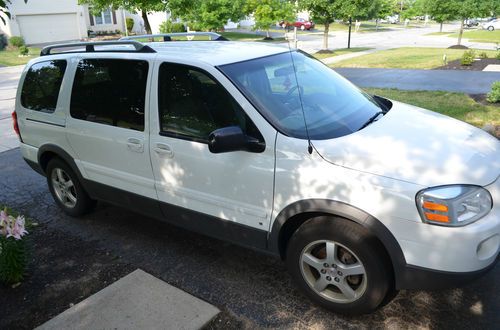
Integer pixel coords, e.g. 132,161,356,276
93,8,113,25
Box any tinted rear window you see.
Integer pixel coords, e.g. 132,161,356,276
70,59,148,131
21,60,67,112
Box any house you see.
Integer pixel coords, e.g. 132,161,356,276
0,0,166,45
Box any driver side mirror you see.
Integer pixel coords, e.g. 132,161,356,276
208,126,265,154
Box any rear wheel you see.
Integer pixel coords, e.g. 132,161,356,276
286,216,393,315
46,158,95,216
488,26,494,31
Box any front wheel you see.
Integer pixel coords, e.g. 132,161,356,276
488,26,494,31
46,158,96,216
286,216,393,315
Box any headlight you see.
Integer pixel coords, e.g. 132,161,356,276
416,185,492,227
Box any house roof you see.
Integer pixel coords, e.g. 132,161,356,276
147,41,291,66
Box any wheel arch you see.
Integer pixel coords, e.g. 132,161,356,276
38,144,85,184
268,199,407,287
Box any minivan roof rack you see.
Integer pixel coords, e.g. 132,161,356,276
120,32,229,42
40,40,156,56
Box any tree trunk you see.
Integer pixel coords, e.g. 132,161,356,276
457,19,464,46
266,29,270,38
141,10,152,34
323,22,329,50
439,22,443,32
376,19,379,31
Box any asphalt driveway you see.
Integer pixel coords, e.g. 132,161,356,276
334,68,500,94
0,149,498,329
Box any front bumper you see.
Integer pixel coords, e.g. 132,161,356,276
397,254,499,290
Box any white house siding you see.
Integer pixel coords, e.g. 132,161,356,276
84,6,126,34
125,11,169,34
0,0,87,44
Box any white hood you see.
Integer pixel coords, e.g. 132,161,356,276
313,102,500,187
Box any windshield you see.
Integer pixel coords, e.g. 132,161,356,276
219,51,384,140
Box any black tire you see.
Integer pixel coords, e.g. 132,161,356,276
286,216,393,315
46,158,96,216
488,26,494,31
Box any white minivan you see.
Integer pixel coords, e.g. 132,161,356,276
13,35,499,315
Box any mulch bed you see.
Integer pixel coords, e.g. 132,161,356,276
435,58,500,71
0,223,134,329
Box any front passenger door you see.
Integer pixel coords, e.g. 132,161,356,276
149,62,275,235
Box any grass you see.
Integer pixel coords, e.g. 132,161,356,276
448,29,500,44
365,88,500,127
332,47,499,69
313,47,372,60
425,31,456,36
0,47,40,66
220,32,285,42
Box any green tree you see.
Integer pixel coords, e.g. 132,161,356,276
1,0,27,25
451,0,495,45
333,0,382,48
300,0,381,50
372,0,394,29
298,0,337,51
168,0,246,31
78,0,168,34
245,0,295,38
421,0,457,32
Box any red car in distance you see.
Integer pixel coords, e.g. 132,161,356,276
279,17,315,30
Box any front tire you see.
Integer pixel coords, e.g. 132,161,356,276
488,26,494,31
46,158,95,216
286,216,392,315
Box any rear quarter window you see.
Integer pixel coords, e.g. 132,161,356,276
21,60,67,113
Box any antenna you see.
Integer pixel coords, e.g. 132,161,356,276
286,27,313,154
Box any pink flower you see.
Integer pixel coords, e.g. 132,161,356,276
0,209,28,240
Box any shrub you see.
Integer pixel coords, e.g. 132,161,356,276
9,36,25,47
19,45,29,56
478,51,488,59
0,34,7,51
461,49,475,66
187,21,203,32
496,51,500,60
126,17,134,32
487,81,500,103
159,20,186,33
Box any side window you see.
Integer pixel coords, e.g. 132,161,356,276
70,59,148,131
21,60,67,112
158,63,263,142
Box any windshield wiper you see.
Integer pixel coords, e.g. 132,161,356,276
358,111,384,131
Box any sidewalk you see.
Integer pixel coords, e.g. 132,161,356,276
334,68,500,94
36,269,220,330
0,65,24,152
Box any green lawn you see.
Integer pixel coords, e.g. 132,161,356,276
332,47,499,69
448,30,500,43
313,47,373,60
425,31,456,36
365,88,500,127
220,32,285,42
0,47,40,66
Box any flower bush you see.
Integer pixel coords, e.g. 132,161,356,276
0,207,29,284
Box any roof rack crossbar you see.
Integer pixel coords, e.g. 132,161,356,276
120,32,228,42
40,40,156,56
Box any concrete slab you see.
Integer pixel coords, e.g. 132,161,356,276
483,64,500,72
36,269,220,330
0,119,19,150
